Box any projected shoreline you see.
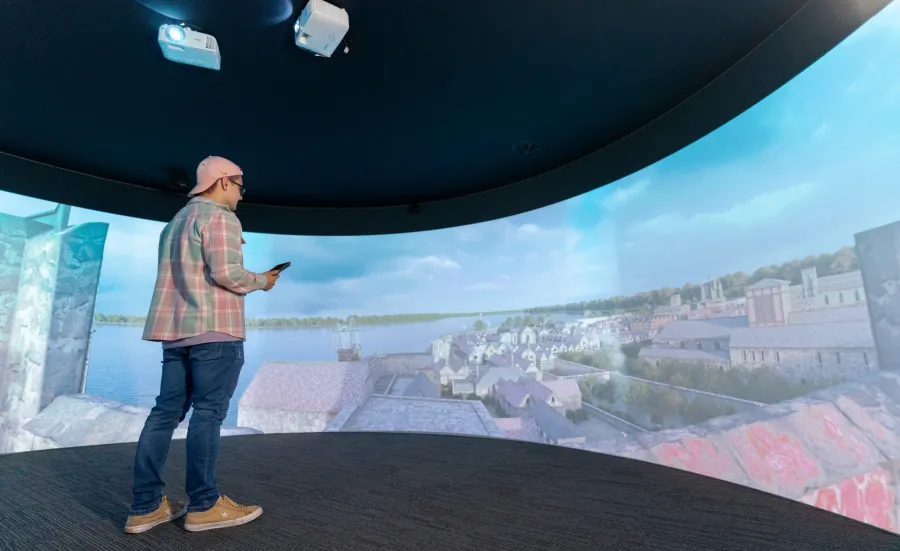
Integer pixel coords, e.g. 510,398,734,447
3,0,900,537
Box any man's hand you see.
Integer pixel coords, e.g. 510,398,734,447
262,270,280,291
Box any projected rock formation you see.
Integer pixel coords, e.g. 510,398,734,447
856,221,900,371
0,205,108,453
21,394,260,451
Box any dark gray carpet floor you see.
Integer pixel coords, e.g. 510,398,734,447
1,432,899,551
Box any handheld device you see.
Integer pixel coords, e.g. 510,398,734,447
271,262,291,273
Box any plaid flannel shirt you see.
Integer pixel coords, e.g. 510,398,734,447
142,197,267,342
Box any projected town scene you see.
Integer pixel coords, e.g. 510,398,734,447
2,1,900,536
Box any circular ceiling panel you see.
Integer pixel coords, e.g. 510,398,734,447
0,0,890,234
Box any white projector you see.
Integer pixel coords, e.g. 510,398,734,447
294,0,349,58
158,24,222,71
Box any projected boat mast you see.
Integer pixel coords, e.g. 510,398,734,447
331,316,362,361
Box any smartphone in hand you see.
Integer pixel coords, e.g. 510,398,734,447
271,262,291,273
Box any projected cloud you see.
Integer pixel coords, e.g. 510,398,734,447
1,0,900,536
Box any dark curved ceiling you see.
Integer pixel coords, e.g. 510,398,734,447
0,0,891,235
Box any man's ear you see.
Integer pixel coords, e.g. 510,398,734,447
241,236,246,245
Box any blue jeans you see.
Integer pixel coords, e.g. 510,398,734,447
129,341,244,515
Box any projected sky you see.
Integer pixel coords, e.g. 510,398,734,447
2,4,900,320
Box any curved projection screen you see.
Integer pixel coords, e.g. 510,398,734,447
2,2,900,534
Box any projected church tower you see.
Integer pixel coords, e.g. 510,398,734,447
0,205,109,453
701,278,725,303
745,279,792,327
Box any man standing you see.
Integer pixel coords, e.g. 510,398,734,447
124,156,280,534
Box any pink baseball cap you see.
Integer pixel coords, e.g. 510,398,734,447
188,156,243,197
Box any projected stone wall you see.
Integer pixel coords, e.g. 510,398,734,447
856,221,900,372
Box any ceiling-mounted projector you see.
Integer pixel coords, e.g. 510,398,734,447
294,0,349,58
158,24,221,71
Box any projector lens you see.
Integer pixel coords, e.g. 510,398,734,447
166,26,185,41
